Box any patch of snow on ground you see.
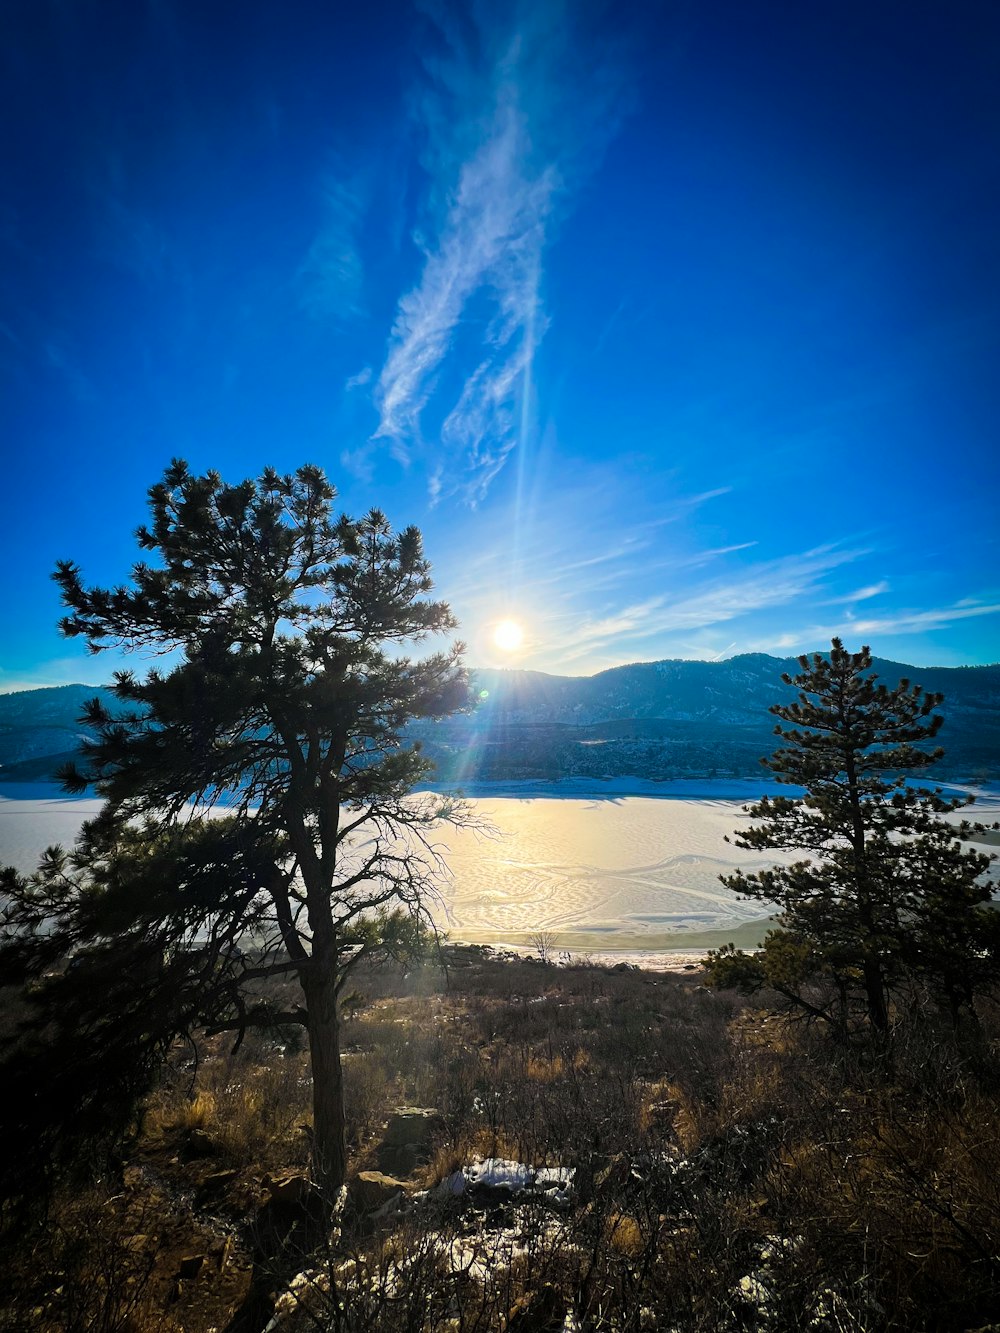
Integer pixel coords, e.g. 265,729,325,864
441,1158,576,1206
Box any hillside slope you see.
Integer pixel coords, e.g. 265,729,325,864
424,654,1000,782
2,656,998,784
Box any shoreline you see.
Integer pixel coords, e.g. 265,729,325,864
4,775,997,804
419,776,788,801
420,775,1000,804
445,912,777,966
1,776,789,804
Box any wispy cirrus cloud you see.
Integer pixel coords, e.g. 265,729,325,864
438,462,865,668
544,544,868,666
760,599,1000,654
366,2,627,502
440,478,738,611
874,600,1000,632
298,173,367,324
822,579,890,606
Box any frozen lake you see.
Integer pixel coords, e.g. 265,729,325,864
2,780,997,956
422,790,780,951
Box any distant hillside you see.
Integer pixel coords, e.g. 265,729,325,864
2,655,998,785
469,655,1000,728
0,684,116,780
417,654,1000,784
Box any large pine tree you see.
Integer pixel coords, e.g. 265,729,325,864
33,460,469,1194
706,640,997,1033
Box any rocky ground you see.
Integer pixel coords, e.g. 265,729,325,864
2,946,999,1332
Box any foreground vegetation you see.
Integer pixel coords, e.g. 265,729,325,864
2,945,998,1332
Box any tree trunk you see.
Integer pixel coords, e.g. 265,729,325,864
863,957,889,1032
841,751,889,1033
302,963,347,1197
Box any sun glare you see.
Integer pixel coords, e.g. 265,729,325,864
493,619,524,652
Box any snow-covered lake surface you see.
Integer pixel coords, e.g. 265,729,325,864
0,785,106,874
2,780,997,957
424,790,781,951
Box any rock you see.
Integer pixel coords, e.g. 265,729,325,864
265,1172,314,1206
200,1167,239,1192
644,1098,680,1134
375,1141,421,1177
382,1106,443,1147
178,1253,207,1280
186,1127,219,1158
376,1106,443,1177
351,1170,408,1216
212,1235,234,1272
592,1153,630,1194
121,1233,153,1253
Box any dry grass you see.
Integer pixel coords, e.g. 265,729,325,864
605,1211,646,1259
3,951,999,1331
144,1041,311,1173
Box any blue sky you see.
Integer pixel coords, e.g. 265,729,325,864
2,0,999,691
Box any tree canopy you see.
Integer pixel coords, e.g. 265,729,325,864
705,640,998,1035
2,461,471,1196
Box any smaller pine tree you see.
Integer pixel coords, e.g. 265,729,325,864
705,639,997,1033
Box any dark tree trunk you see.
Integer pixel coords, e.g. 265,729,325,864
842,750,889,1033
862,957,889,1031
302,964,347,1197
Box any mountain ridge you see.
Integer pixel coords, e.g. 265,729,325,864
3,653,997,784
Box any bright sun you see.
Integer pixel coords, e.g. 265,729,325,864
493,619,524,652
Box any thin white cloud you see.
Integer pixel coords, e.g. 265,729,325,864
298,175,366,323
852,602,1000,634
546,546,866,665
344,365,373,391
374,79,556,483
822,579,890,606
101,199,174,285
339,442,375,485
685,486,732,507
440,481,744,613
522,538,761,601
851,581,890,601
371,3,626,502
751,599,1000,655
